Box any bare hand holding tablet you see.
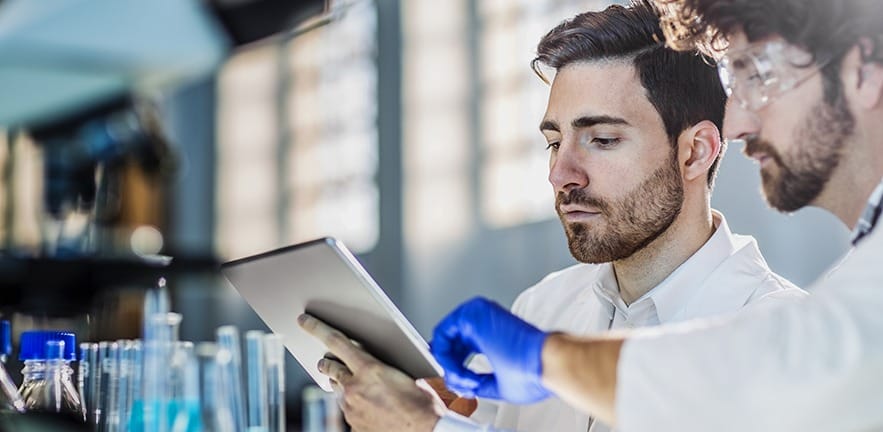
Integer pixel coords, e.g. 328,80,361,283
222,238,441,391
221,237,442,392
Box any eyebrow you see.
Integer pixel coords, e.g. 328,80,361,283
539,115,631,132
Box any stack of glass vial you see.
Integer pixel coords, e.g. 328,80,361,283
73,281,287,432
0,279,287,432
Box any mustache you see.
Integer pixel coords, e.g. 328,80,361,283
743,135,785,166
556,188,608,213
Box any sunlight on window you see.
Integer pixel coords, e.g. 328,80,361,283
287,0,379,253
216,0,379,259
216,45,280,259
478,0,616,228
402,0,473,249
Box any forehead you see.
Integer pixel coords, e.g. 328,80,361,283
725,31,784,55
726,31,750,51
545,61,658,126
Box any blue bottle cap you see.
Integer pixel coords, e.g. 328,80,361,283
19,331,76,361
0,321,10,356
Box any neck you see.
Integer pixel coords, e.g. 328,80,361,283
815,130,883,230
612,198,714,305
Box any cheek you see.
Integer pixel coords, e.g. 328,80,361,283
590,157,646,198
760,78,826,154
759,105,805,157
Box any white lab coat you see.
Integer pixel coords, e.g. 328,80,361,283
616,221,883,431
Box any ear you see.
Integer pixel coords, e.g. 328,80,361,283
678,120,722,184
849,39,883,109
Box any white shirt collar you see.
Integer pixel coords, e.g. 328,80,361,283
592,210,737,323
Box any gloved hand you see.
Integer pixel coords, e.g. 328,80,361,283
430,297,551,404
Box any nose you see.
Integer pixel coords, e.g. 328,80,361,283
548,142,589,194
722,99,762,142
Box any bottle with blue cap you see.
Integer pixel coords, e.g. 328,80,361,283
0,320,12,364
18,330,85,420
0,320,23,413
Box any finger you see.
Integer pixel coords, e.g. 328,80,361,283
430,324,474,371
329,378,343,392
431,298,496,354
431,332,482,390
327,386,346,409
318,357,353,386
446,372,502,400
299,314,371,372
443,368,485,397
432,302,471,345
472,373,501,400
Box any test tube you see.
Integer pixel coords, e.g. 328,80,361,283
103,341,121,432
143,312,182,432
116,340,134,431
95,341,110,426
264,334,285,432
76,344,87,409
324,391,343,432
246,331,268,431
216,326,247,432
78,343,94,420
170,341,199,432
144,279,171,328
82,342,101,424
125,339,143,430
301,386,324,432
302,387,343,432
140,282,170,432
198,343,234,432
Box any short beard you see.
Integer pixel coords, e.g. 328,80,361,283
747,84,854,212
558,152,684,264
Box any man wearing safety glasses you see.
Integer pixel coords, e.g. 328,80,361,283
428,0,883,430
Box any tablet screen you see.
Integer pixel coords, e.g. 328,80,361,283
222,237,442,391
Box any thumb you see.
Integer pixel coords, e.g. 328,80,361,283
471,373,501,400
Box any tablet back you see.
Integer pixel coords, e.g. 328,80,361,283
221,237,442,391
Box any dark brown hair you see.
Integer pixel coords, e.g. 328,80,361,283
654,0,883,65
533,0,727,186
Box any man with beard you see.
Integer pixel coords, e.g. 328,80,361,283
296,2,804,432
428,0,883,431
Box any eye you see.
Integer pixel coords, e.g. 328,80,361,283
746,69,763,82
545,142,560,151
593,137,621,148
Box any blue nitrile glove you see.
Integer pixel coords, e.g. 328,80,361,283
430,297,551,404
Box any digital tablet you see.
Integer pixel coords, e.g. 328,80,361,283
221,237,442,391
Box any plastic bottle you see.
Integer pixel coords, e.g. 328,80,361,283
0,321,11,364
18,331,84,420
0,320,24,413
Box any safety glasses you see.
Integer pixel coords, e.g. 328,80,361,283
718,41,830,111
